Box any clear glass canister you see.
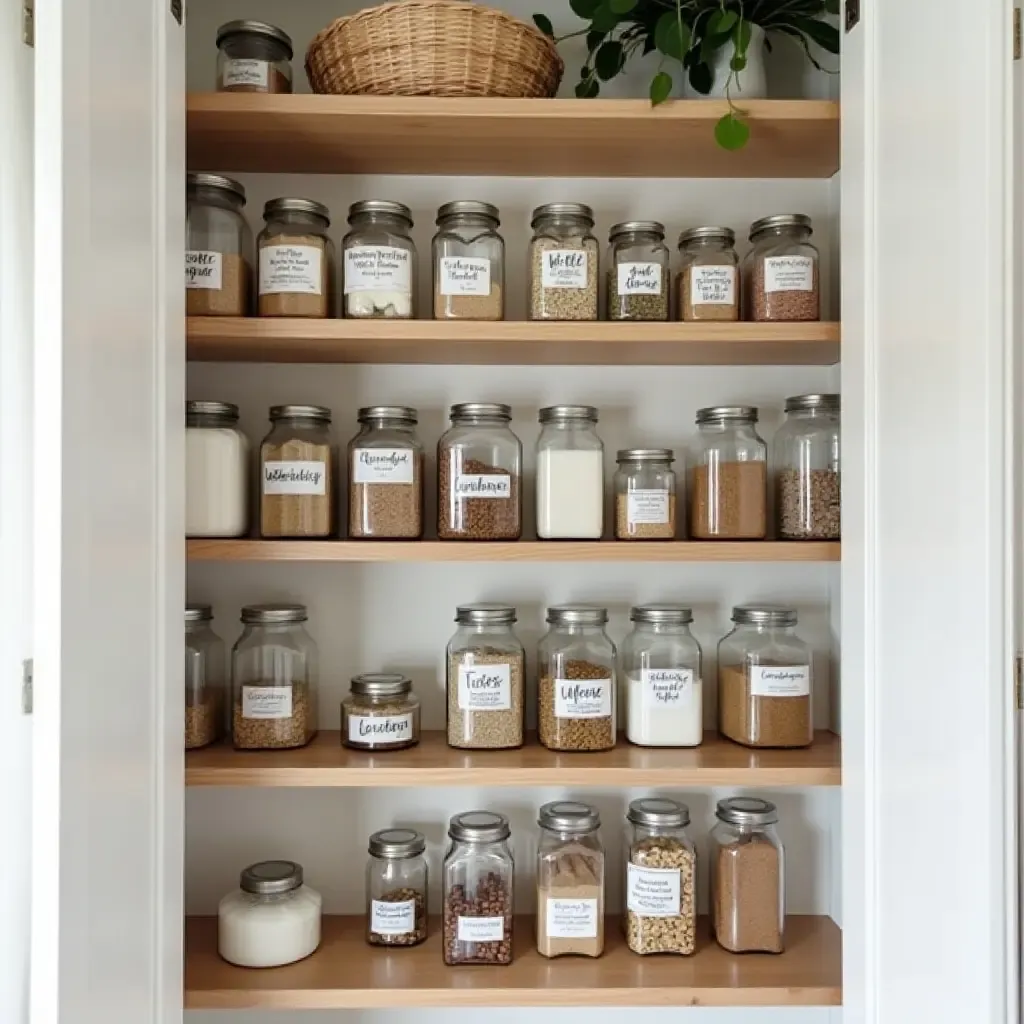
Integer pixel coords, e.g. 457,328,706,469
185,604,226,750
621,605,702,747
343,200,417,319
743,213,821,322
433,201,504,320
625,797,696,956
690,405,767,540
185,400,250,538
215,20,293,93
536,801,605,958
676,226,739,321
348,405,423,539
231,604,319,750
537,606,616,752
186,173,252,317
613,448,676,540
718,605,813,748
536,405,604,539
342,673,420,751
437,403,522,541
606,221,670,321
366,829,428,947
446,604,525,750
258,198,334,318
528,203,599,320
443,811,514,965
774,393,841,539
710,797,785,953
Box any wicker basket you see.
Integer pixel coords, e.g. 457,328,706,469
305,0,564,98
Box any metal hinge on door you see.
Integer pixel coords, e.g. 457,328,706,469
22,0,33,46
22,659,32,715
844,0,860,33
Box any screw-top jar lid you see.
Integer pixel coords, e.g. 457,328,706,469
449,402,511,421
616,448,674,463
538,404,599,424
436,200,500,224
269,404,332,424
455,604,517,625
627,796,691,828
350,673,412,698
240,603,308,625
186,400,239,425
448,810,511,843
368,828,426,859
216,20,294,58
695,405,758,425
239,859,304,895
357,405,417,424
348,200,413,227
749,213,813,241
185,603,213,623
538,800,600,833
608,220,665,241
187,172,246,202
731,604,798,627
678,225,736,247
531,202,595,227
630,604,693,625
263,197,330,225
716,796,779,826
546,604,608,626
784,393,840,414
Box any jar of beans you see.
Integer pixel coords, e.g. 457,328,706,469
613,448,676,540
676,227,739,322
215,20,293,93
258,199,334,318
186,173,252,317
433,201,505,321
690,406,767,540
366,829,428,948
343,200,416,319
606,221,670,321
743,214,820,322
528,203,599,321
185,605,226,750
342,673,420,751
443,811,514,965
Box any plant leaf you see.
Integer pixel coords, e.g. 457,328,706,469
734,19,753,56
595,40,624,79
707,9,738,35
589,3,622,34
825,0,841,13
586,28,607,50
575,76,601,98
655,11,690,60
792,16,841,54
715,112,750,150
609,0,638,14
649,70,673,105
569,0,602,19
642,34,657,54
532,12,555,37
730,53,747,71
688,60,713,95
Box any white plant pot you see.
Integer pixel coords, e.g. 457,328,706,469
707,25,767,99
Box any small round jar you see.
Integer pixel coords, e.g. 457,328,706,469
528,203,599,321
366,829,428,947
606,221,670,321
342,673,420,751
186,400,250,538
258,199,334,318
215,20,293,94
676,227,739,322
743,213,820,322
613,448,676,541
186,173,252,316
433,201,504,320
536,405,604,540
343,200,417,319
185,605,226,750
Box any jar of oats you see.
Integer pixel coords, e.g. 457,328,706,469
186,173,252,317
676,227,739,321
343,201,416,319
215,20,293,93
258,199,334,318
606,221,670,321
185,604,226,750
743,214,820,322
528,203,599,320
613,448,676,540
433,201,504,321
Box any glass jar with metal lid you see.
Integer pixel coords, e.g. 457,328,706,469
432,201,504,321
186,173,252,317
231,604,319,750
342,673,420,751
710,797,785,953
718,605,812,748
342,200,417,319
613,448,676,540
536,405,605,539
437,403,522,541
215,20,293,93
690,405,767,540
774,393,840,540
743,213,820,322
258,198,334,318
443,810,514,965
528,203,599,320
185,400,250,538
366,829,428,947
606,221,670,321
185,604,226,750
676,226,739,322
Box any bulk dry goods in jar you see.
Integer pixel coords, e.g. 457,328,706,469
186,173,251,316
366,829,428,947
185,400,249,538
215,19,293,93
528,203,599,321
606,221,670,321
536,405,604,539
341,673,420,751
775,393,841,539
676,226,740,321
185,604,226,750
343,200,416,318
433,201,504,320
744,213,821,322
258,198,334,318
613,448,676,540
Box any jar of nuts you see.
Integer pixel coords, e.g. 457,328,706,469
185,604,226,750
215,20,293,93
342,673,420,751
366,829,428,947
743,214,821,322
433,201,505,321
186,173,252,317
613,448,677,540
258,199,334,318
625,797,696,956
528,203,599,321
343,200,417,319
676,227,739,322
606,221,670,321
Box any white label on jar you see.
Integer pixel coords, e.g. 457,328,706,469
263,460,327,496
259,245,323,295
541,249,588,289
617,262,662,295
555,677,612,719
546,898,599,938
440,257,491,296
344,246,412,294
222,58,270,88
457,916,504,942
185,250,222,290
750,665,811,697
454,474,511,499
370,899,416,935
641,667,693,709
458,663,511,711
242,686,292,719
348,712,414,745
764,256,814,293
627,489,670,525
352,448,414,485
627,863,681,916
691,265,737,304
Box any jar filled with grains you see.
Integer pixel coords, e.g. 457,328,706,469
538,606,616,752
710,797,785,953
215,20,293,93
342,673,420,751
528,203,599,320
258,199,334,318
536,405,605,539
186,173,252,317
774,394,840,540
343,200,416,319
690,405,767,540
718,605,813,748
366,829,428,948
231,604,319,750
185,605,226,750
443,811,514,965
185,400,250,538
613,448,676,540
433,201,504,321
606,221,670,321
676,227,740,322
743,214,820,322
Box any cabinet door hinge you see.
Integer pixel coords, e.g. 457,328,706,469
845,0,860,33
1015,653,1023,711
1015,8,1022,59
22,659,32,715
22,0,34,47
170,0,182,26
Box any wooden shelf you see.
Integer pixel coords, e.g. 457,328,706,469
184,914,841,1009
187,94,840,179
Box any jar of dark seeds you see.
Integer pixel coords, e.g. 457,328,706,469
676,226,739,322
528,203,599,320
185,605,226,750
774,393,840,539
433,201,505,321
606,220,670,321
342,673,420,751
215,20,293,93
366,829,428,947
743,214,820,322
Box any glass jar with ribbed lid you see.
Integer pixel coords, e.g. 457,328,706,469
186,173,252,317
186,400,250,538
743,213,820,322
258,198,334,318
215,19,293,93
606,220,670,321
432,201,504,321
366,829,428,947
342,673,420,751
528,202,599,320
613,448,676,540
185,604,226,750
343,200,417,319
676,226,739,321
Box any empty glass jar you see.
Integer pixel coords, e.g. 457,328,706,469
432,201,504,320
342,673,420,751
775,393,841,539
366,829,428,947
185,605,226,750
536,405,604,539
744,213,820,322
258,199,334,318
215,20,293,93
528,203,599,321
613,448,676,540
676,227,739,321
343,200,416,319
606,221,670,321
186,173,252,316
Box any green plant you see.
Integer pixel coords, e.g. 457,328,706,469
533,0,840,149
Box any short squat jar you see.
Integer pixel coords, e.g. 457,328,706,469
614,448,676,540
606,221,670,321
744,213,820,322
215,20,293,93
258,199,334,318
343,200,416,319
186,173,252,316
185,400,249,538
366,829,428,947
433,201,504,320
676,226,739,321
536,405,604,540
185,605,226,750
528,203,599,321
342,673,420,751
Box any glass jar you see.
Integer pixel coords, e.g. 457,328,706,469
536,405,604,539
342,673,420,751
218,860,322,968
185,604,226,750
258,198,334,318
774,393,841,540
446,604,525,750
606,221,670,321
215,20,293,93
710,797,785,953
342,200,417,319
676,227,740,322
690,405,767,540
231,604,319,750
185,401,250,538
437,403,522,541
625,797,696,956
528,203,599,321
718,605,813,748
537,606,616,752
348,406,423,539
432,201,504,321
536,801,605,958
366,829,428,947
443,811,514,965
613,448,676,541
621,605,702,747
186,173,252,316
743,213,820,322
260,404,335,539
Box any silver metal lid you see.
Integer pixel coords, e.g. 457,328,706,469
449,402,511,421
716,796,779,826
357,405,417,424
448,810,510,843
538,800,600,833
531,202,594,226
368,828,426,859
749,213,813,240
627,797,691,829
784,393,840,414
677,225,736,247
538,404,598,424
695,405,758,425
240,603,308,625
350,672,412,698
731,604,798,627
185,604,213,623
608,220,665,241
269,404,331,424
216,20,293,58
436,200,500,224
348,200,413,227
455,604,517,625
616,448,674,463
186,400,239,424
187,172,246,202
630,604,693,625
263,197,330,225
239,859,303,895
546,605,608,626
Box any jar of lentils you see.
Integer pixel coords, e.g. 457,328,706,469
215,20,293,93
257,198,334,318
342,200,416,319
186,173,252,317
366,829,428,948
606,221,670,321
433,201,504,320
744,213,820,322
613,448,676,540
342,673,420,751
676,226,739,321
528,203,599,320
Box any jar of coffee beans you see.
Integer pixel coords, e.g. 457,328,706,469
342,673,420,751
366,829,428,947
676,227,739,322
606,221,670,321
433,201,505,320
186,173,252,317
343,200,416,319
613,448,676,540
258,199,334,318
185,605,226,750
774,394,840,539
743,214,820,322
215,20,293,93
528,203,599,320
443,811,514,965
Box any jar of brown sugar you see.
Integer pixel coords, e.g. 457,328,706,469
215,20,293,93
743,214,820,322
433,201,504,321
186,173,252,317
258,198,334,318
613,448,677,540
343,201,416,319
676,227,739,322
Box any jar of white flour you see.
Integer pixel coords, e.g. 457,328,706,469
535,405,605,539
185,400,250,538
